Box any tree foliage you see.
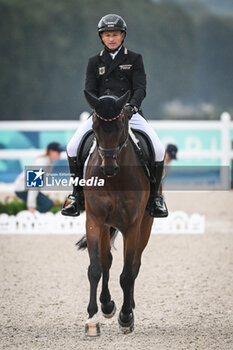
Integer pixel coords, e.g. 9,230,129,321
194,15,233,107
0,0,232,119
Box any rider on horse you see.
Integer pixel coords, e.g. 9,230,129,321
61,14,168,218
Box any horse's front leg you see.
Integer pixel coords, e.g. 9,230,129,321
99,226,116,318
131,211,154,309
118,223,140,334
85,218,102,337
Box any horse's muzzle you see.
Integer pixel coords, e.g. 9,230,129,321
100,164,120,177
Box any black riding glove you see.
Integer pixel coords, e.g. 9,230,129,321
125,104,138,119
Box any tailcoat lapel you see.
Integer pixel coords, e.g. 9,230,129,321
104,47,128,78
99,49,112,66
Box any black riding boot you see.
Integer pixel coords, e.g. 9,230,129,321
146,160,168,218
61,156,85,217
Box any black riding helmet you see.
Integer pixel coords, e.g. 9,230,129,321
98,14,127,33
98,14,127,52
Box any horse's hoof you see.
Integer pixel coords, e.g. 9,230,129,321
85,321,100,337
118,311,134,334
101,300,116,318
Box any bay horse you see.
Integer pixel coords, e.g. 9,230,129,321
79,90,154,336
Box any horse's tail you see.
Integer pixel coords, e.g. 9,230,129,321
75,235,88,250
75,227,118,251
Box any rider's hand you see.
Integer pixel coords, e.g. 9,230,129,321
28,207,36,213
125,104,138,119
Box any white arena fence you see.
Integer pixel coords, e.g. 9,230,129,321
0,211,205,235
0,112,232,166
0,112,232,191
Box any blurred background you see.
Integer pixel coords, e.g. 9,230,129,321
1,0,233,120
0,0,233,212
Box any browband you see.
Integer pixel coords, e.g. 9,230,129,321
95,110,123,122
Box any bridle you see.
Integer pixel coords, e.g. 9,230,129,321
94,109,129,160
95,110,123,122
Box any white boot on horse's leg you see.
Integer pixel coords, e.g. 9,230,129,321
61,156,84,217
85,314,101,337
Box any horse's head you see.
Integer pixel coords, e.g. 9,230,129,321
84,90,130,177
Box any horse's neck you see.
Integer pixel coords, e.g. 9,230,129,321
119,139,139,166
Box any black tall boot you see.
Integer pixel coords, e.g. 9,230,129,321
146,160,168,218
61,156,85,217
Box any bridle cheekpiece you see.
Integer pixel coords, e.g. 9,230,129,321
93,109,128,159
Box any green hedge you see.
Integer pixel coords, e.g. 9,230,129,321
0,0,195,119
0,197,62,215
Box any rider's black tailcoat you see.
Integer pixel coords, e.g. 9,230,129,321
85,46,146,109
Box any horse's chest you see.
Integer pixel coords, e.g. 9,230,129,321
107,194,140,226
87,191,139,228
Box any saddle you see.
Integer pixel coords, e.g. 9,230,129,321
130,130,155,182
77,131,95,164
77,129,155,181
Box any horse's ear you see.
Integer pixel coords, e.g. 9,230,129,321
84,90,100,110
115,91,130,110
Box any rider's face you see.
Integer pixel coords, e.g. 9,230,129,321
101,31,125,50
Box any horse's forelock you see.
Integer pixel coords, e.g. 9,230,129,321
96,95,122,120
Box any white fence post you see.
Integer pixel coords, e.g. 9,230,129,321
220,112,231,188
221,112,231,166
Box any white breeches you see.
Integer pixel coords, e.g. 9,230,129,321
67,113,165,162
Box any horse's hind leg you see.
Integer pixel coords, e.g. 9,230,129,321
85,218,102,337
99,226,116,318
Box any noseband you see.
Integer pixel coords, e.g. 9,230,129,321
94,110,128,159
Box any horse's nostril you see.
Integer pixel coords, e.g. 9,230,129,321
100,165,119,176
